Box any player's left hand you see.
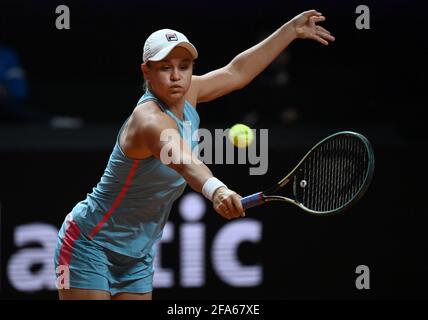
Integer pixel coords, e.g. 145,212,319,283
291,10,335,45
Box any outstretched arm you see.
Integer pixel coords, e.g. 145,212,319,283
191,10,335,103
128,104,245,219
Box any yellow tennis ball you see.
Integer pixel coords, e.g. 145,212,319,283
228,123,254,148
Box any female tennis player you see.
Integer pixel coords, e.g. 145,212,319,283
54,10,334,300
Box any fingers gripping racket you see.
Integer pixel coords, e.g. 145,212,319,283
241,131,375,215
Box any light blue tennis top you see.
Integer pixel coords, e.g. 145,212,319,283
68,89,200,258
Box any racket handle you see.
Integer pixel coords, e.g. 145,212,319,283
241,192,264,210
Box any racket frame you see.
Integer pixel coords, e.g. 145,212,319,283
243,131,375,215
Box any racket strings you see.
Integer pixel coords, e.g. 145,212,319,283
295,134,369,213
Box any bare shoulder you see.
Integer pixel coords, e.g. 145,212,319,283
131,101,175,129
120,101,177,159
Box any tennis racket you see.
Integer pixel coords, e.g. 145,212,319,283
241,131,375,215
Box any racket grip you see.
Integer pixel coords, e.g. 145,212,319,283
241,192,264,210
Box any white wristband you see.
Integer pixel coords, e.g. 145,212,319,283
202,177,227,201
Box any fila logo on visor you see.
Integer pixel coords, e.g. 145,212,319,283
165,33,178,41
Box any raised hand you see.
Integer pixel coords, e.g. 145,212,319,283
291,10,335,45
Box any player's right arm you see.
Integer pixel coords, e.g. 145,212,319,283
122,102,245,219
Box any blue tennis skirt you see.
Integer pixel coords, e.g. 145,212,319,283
54,213,155,296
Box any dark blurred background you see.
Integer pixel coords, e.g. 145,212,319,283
0,0,427,300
